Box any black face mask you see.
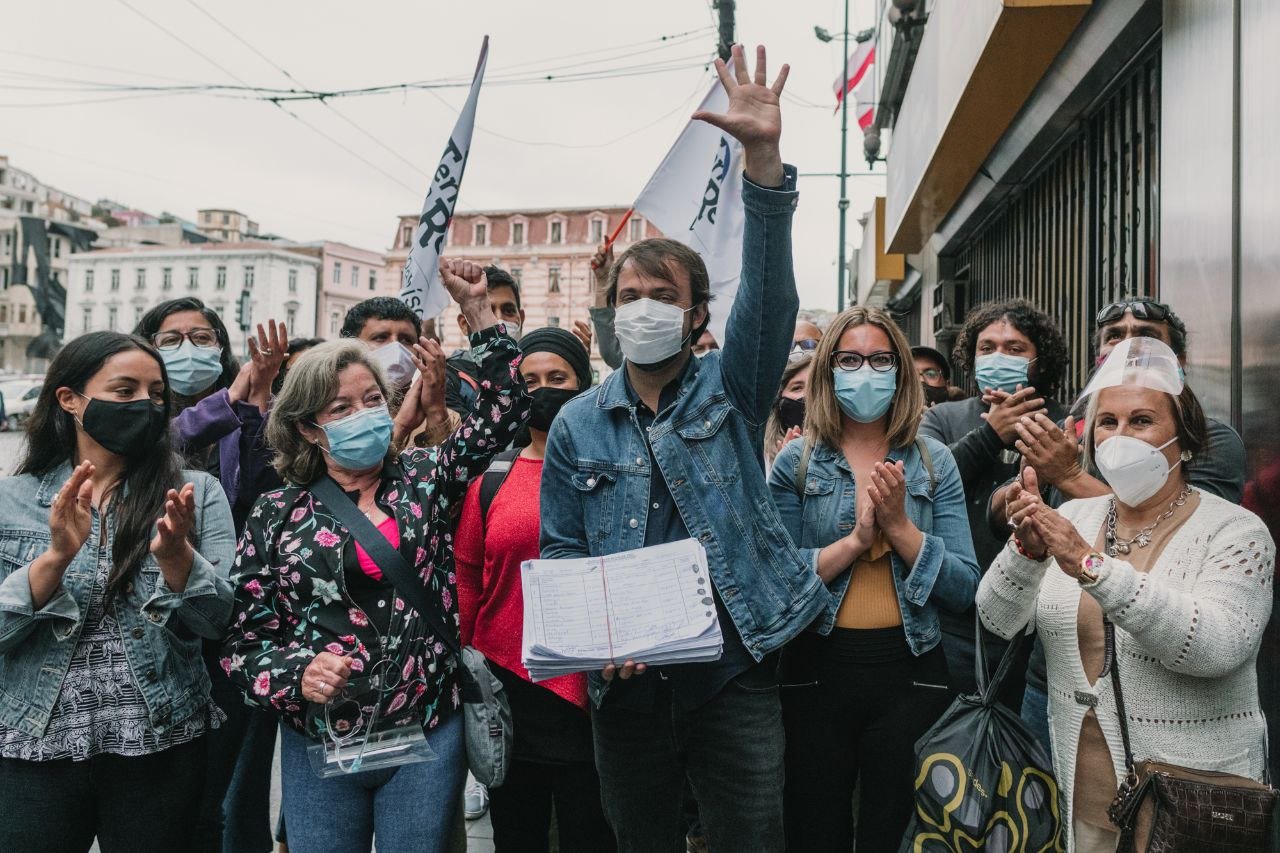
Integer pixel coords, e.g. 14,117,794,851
922,383,950,406
78,395,168,458
528,386,579,432
777,396,806,431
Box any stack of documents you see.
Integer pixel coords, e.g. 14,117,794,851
521,539,724,681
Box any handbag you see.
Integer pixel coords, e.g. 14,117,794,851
898,614,1064,852
310,475,513,788
1104,619,1277,852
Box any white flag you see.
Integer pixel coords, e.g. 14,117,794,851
633,72,744,348
399,36,489,321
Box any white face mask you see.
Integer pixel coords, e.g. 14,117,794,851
369,341,417,389
614,298,691,366
499,320,522,342
1095,434,1180,507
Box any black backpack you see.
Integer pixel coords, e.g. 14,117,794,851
478,447,522,528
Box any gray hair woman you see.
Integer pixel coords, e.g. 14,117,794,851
220,261,530,853
977,338,1274,852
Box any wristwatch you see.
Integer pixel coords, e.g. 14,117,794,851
1077,552,1104,585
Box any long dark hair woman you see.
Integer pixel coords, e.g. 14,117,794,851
0,331,236,852
134,296,288,852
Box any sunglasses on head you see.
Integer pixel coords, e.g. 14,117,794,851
1095,299,1170,326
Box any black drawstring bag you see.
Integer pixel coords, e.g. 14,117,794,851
899,615,1064,853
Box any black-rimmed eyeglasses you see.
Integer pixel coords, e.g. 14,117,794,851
151,328,220,351
832,350,898,372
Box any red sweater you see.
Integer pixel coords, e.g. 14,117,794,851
455,456,588,710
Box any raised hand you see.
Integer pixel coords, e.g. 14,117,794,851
850,491,878,555
410,337,448,424
1014,413,1080,487
867,460,910,535
150,483,196,565
49,460,95,561
981,386,1047,445
773,425,803,457
439,258,497,333
692,43,788,186
572,320,594,354
245,320,288,412
1006,467,1048,559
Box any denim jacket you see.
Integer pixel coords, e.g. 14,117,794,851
0,464,235,739
540,166,832,705
767,435,979,655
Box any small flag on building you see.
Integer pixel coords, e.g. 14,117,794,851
832,39,875,128
632,69,745,348
399,36,489,322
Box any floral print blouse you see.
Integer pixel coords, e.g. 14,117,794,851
220,328,528,738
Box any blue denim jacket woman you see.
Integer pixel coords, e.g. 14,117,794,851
765,307,978,853
0,331,234,852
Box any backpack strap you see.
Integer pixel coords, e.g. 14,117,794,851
479,448,522,528
915,436,937,495
793,440,814,495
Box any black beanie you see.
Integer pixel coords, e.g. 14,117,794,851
520,327,593,390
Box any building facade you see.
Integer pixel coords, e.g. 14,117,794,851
197,208,259,243
856,0,1278,776
65,242,319,356
386,206,656,373
291,241,394,339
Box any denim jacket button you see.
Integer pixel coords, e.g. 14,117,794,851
629,518,638,528
131,627,144,640
636,457,644,465
147,612,163,624
704,420,711,429
146,668,158,682
586,478,596,488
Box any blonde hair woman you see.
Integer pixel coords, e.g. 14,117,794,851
768,306,979,853
764,353,812,467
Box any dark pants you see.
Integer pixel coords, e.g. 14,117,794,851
0,737,207,853
197,642,278,853
782,629,953,853
592,671,786,853
489,757,615,853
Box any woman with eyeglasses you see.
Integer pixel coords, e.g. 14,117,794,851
220,260,529,853
0,331,235,851
133,297,289,852
768,306,979,853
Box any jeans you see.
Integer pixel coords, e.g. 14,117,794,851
196,643,278,853
489,757,616,853
278,711,465,853
591,667,786,853
0,736,207,853
782,629,953,853
1020,682,1052,753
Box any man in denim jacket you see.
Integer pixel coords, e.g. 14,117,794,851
540,45,828,851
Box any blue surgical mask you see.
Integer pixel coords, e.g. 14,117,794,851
317,406,393,470
833,367,897,423
163,341,224,396
974,352,1035,394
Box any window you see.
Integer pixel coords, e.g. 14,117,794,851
135,268,146,290
288,268,298,294
18,305,26,323
134,305,145,325
244,266,255,289
0,268,7,287
400,223,412,247
352,265,359,289
1,232,9,255
590,218,605,245
162,267,172,290
329,311,341,336
85,269,94,292
548,265,561,293
510,267,522,285
629,218,644,241
474,223,487,246
222,212,229,225
187,267,199,289
216,265,227,290
52,238,60,259
286,307,297,329
82,306,92,331
110,269,120,291
368,271,377,291
0,305,6,322
511,222,524,245
549,221,562,244
333,262,342,285
548,316,560,328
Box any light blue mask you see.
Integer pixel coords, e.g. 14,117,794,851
163,341,224,397
974,352,1035,394
318,406,393,470
833,367,897,423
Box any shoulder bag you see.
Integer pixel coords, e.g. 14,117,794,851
310,475,513,788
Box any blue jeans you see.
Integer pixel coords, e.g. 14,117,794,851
1020,683,1052,753
591,668,786,853
278,711,465,853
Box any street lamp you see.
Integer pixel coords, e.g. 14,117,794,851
817,7,875,312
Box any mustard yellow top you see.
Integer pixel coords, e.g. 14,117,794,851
835,532,903,629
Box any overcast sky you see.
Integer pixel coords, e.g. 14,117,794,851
1,0,886,311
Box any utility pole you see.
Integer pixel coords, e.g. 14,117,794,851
715,0,735,62
837,0,850,312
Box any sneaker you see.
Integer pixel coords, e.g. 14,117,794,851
464,774,489,820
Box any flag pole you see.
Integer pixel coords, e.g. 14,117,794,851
837,0,850,313
594,209,634,266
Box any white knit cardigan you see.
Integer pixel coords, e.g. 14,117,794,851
976,492,1274,850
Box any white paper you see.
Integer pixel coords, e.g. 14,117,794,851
520,540,723,681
